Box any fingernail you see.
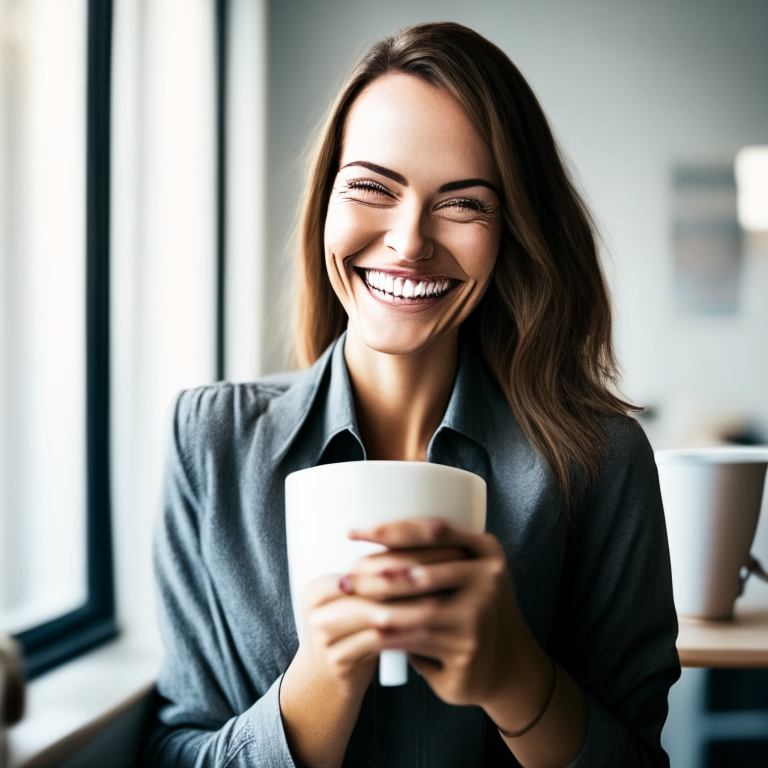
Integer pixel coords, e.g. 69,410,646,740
407,566,428,587
379,568,404,581
427,519,447,537
347,529,361,540
339,575,354,594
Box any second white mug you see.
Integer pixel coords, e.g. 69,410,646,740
656,447,768,619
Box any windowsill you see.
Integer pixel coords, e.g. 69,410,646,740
7,636,161,768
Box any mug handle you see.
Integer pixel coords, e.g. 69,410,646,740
738,554,768,597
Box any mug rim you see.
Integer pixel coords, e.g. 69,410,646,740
286,460,487,487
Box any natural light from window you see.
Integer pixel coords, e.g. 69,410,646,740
0,0,88,634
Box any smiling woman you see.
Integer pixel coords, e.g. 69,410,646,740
325,74,502,357
296,28,635,504
144,21,680,768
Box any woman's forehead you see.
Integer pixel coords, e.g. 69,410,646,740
340,73,499,186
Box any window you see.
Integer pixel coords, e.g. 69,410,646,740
0,0,116,678
1,0,263,680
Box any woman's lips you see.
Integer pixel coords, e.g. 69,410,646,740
355,267,459,309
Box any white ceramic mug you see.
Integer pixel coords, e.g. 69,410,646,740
285,461,487,686
656,447,768,619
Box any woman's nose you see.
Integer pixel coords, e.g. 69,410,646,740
383,204,434,262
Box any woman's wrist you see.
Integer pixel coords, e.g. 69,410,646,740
280,649,371,768
481,629,555,735
495,657,557,738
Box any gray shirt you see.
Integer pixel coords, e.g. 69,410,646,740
144,332,680,767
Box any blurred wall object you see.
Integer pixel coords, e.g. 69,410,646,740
0,636,25,768
736,146,768,232
736,146,768,270
671,165,742,315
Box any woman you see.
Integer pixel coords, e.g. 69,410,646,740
145,22,679,768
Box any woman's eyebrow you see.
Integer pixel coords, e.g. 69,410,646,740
439,178,499,195
340,161,499,196
341,161,407,185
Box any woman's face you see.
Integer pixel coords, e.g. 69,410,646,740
324,73,503,356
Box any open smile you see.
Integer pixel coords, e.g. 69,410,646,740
354,267,459,307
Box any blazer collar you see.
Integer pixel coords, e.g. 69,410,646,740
269,330,517,465
269,332,362,463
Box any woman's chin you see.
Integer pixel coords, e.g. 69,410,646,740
350,317,453,358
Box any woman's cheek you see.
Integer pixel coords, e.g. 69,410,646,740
324,204,385,263
439,226,500,285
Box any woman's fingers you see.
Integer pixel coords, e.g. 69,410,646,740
380,626,468,657
356,546,469,571
307,595,387,645
324,628,384,668
350,518,500,559
300,564,470,647
300,573,352,611
347,558,480,600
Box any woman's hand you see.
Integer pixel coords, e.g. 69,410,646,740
279,573,381,768
344,518,542,713
347,518,588,768
279,533,480,767
285,539,471,699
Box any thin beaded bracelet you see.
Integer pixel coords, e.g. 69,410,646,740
496,657,558,739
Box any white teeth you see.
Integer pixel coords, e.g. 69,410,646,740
364,270,452,299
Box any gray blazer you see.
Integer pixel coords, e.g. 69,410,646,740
144,333,680,767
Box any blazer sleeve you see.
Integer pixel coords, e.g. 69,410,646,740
549,418,681,767
143,389,296,767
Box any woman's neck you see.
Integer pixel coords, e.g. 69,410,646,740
343,324,459,462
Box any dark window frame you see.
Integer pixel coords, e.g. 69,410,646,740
215,0,227,381
14,0,117,680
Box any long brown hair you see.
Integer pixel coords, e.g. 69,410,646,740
295,22,638,505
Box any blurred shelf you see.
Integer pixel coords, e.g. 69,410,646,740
678,608,768,668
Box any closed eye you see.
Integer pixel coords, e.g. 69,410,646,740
344,178,396,200
433,197,497,221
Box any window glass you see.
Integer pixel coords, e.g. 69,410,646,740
0,0,88,634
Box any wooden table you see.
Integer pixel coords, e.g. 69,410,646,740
677,608,768,667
